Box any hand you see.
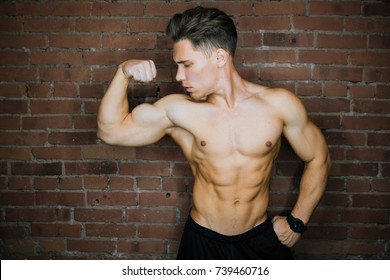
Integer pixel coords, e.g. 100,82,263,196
272,215,301,247
121,60,157,82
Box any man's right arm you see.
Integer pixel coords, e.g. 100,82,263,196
97,60,173,147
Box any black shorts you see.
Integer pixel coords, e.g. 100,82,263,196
176,215,293,260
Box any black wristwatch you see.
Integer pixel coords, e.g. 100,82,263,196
286,212,306,233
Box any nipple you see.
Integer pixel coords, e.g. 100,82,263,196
200,140,207,147
265,141,272,148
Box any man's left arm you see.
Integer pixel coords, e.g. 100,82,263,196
272,90,332,247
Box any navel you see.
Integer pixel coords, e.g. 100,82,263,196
265,140,272,148
200,140,207,147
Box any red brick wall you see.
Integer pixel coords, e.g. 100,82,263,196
0,1,389,259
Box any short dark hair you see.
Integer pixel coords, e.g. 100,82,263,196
166,6,237,56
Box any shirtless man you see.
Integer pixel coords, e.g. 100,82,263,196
97,7,331,259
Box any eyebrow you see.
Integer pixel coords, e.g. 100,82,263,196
175,60,191,64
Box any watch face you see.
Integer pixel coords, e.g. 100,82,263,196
292,220,304,232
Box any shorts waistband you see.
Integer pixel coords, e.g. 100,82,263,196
185,214,272,243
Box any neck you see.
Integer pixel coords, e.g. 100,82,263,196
208,65,248,109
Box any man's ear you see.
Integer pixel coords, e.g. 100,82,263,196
216,48,228,67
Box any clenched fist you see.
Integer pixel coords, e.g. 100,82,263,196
121,60,157,82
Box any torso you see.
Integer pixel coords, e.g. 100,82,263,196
165,86,284,235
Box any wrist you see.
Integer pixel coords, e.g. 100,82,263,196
286,212,306,233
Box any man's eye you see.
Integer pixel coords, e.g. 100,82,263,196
184,64,191,68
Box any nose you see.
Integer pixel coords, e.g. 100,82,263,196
175,65,185,82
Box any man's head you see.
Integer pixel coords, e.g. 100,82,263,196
166,6,237,57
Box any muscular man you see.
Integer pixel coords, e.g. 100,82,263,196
97,7,331,259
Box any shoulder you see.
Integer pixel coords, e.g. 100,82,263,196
154,93,191,109
258,87,308,126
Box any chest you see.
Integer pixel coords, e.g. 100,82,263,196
171,103,283,158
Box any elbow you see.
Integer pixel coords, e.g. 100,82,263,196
97,125,116,145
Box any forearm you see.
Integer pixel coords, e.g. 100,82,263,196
97,65,130,138
291,154,331,224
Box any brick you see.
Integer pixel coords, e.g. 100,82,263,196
24,19,75,33
82,145,136,160
0,35,47,49
342,116,390,130
117,240,165,254
31,224,81,237
48,132,97,145
92,2,144,17
203,2,253,16
67,240,115,253
31,100,81,114
8,176,33,190
40,67,90,82
0,99,28,114
146,2,196,17
0,226,27,238
317,34,367,49
325,132,365,146
23,116,72,130
299,50,348,65
64,161,117,175
349,85,375,98
352,194,390,209
0,67,37,82
0,51,29,65
303,98,350,113
0,84,26,98
109,176,135,190
40,240,66,254
369,35,390,49
323,82,348,97
310,1,361,16
243,49,296,64
136,147,185,161
346,18,390,33
11,162,62,176
27,83,52,98
238,17,290,31
351,52,390,67
254,2,306,15
31,51,83,66
126,209,176,223
54,83,77,98
40,2,91,16
347,148,389,162
3,239,36,255
49,34,100,49
0,147,31,160
139,191,191,207
35,192,85,207
353,100,390,114
0,192,35,206
138,225,182,239
74,208,122,223
76,19,127,33
313,66,362,82
136,177,161,190
86,224,136,238
129,18,169,33
294,16,343,31
260,66,311,81
120,162,170,176
73,115,97,129
32,147,81,160
331,163,378,177
368,133,390,147
363,3,390,16
364,68,390,83
102,35,155,50
263,33,314,47
87,191,137,206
